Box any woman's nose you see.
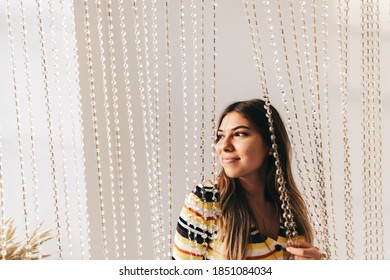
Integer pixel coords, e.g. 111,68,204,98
219,136,234,152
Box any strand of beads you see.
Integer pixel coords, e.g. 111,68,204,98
297,0,329,251
360,0,370,260
18,0,42,259
7,0,31,259
191,0,200,189
371,0,384,259
361,0,384,260
59,0,84,259
68,0,91,259
140,0,163,259
210,0,219,241
210,0,217,185
199,0,206,186
277,2,319,235
47,0,73,258
199,0,209,257
35,0,63,259
82,0,108,259
95,0,119,259
164,0,174,258
132,0,159,258
266,0,308,216
118,0,143,259
321,0,338,259
337,0,353,260
106,0,127,258
243,0,297,240
361,0,379,260
180,0,190,197
149,0,166,259
287,0,320,242
308,0,330,258
140,0,159,258
187,0,198,254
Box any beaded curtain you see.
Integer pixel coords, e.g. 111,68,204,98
0,0,389,260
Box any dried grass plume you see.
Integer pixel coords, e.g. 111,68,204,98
0,218,52,260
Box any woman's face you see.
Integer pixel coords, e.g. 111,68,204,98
216,111,269,181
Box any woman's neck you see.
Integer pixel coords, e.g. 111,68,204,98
238,177,267,207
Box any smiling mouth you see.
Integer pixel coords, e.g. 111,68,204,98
222,157,240,163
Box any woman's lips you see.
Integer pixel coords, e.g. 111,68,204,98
221,157,240,163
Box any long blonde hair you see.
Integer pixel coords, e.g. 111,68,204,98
216,99,313,259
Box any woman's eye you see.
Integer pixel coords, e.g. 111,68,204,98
216,135,224,141
235,132,247,137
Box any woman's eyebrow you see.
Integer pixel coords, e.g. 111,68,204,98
217,125,251,132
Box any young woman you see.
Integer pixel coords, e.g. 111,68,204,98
172,99,322,260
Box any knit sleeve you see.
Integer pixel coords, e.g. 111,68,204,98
172,184,219,260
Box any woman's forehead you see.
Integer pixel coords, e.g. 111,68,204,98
219,111,252,130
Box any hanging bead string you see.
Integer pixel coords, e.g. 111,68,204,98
243,0,297,240
366,1,377,230
321,0,338,259
288,0,320,242
139,0,161,259
68,0,91,259
200,0,206,185
191,0,199,189
118,0,140,259
6,0,31,259
263,1,320,245
308,0,330,257
140,0,163,259
360,0,369,260
286,0,317,219
95,0,119,259
7,0,32,258
199,0,209,257
369,0,381,258
18,0,42,258
275,3,321,240
149,0,166,258
164,0,174,257
118,0,142,260
210,0,217,185
180,0,190,196
132,0,159,258
369,0,384,259
0,122,5,260
298,0,328,249
371,0,384,259
59,0,83,259
82,0,108,259
361,0,384,260
337,0,353,260
367,0,378,259
367,0,380,259
106,0,127,258
362,0,372,260
361,0,377,260
264,1,331,255
210,0,219,237
47,0,73,258
35,0,63,259
263,0,309,217
283,2,329,248
187,0,197,253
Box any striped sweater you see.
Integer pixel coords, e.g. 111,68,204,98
172,183,299,260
